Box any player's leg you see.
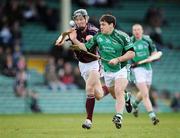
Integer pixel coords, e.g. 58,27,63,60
79,62,98,129
106,88,132,114
125,90,132,113
80,60,109,128
132,91,142,117
94,64,109,100
117,66,132,114
108,87,132,113
112,67,129,129
146,70,159,125
136,83,159,125
147,75,159,125
131,67,145,117
82,70,98,129
89,71,103,100
136,83,153,111
125,64,133,113
108,87,116,99
112,78,128,129
103,67,131,108
103,72,120,129
94,77,109,100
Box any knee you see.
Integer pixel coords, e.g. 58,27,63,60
109,91,116,99
86,85,94,94
95,96,101,101
108,89,116,99
115,88,124,97
95,92,103,101
142,92,149,99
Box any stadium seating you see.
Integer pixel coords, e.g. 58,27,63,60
0,76,27,114
0,72,172,114
152,49,180,92
78,1,180,47
21,1,180,53
35,86,116,113
22,23,59,53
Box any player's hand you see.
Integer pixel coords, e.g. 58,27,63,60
137,58,151,65
55,28,74,46
69,28,77,41
109,58,119,65
86,35,93,41
55,35,64,46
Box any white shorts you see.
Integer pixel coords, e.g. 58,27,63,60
103,67,128,87
78,60,100,81
132,67,152,85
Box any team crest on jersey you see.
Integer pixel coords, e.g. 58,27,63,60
97,37,103,43
105,38,111,43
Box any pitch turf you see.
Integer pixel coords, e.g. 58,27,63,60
0,113,179,138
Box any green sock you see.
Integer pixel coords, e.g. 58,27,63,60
148,111,156,119
125,92,130,102
132,100,140,108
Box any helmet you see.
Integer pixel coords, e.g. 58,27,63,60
73,9,88,20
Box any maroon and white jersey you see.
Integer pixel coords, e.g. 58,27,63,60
74,23,99,63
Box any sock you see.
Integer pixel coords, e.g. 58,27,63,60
148,111,156,119
102,85,109,96
132,100,140,109
116,113,123,120
86,95,95,121
125,91,130,102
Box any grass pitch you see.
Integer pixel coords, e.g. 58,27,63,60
0,113,179,138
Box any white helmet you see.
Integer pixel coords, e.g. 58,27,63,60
73,9,88,20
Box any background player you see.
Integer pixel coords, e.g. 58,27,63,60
130,24,161,125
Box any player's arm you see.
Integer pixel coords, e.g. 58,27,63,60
72,39,87,51
72,35,94,51
70,29,97,52
55,28,74,46
137,36,162,65
109,48,135,65
118,48,135,62
69,29,88,51
109,33,135,65
137,51,163,65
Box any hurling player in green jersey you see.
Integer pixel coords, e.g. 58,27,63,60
131,24,160,125
70,14,135,129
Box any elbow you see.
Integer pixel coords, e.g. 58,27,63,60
130,51,135,59
132,51,135,58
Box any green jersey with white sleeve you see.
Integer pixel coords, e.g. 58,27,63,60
131,35,157,70
85,29,133,72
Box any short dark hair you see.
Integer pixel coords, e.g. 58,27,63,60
99,14,116,27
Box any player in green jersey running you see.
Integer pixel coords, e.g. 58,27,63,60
70,14,135,129
131,24,161,125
